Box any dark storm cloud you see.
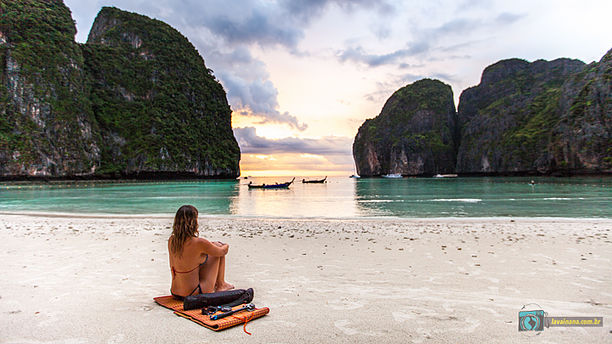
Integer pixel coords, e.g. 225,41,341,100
234,127,352,155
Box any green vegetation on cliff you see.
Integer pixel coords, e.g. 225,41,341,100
83,7,239,176
355,49,611,177
0,2,240,178
353,79,457,176
457,52,611,175
0,0,98,176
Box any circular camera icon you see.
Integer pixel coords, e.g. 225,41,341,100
519,314,541,331
518,303,546,334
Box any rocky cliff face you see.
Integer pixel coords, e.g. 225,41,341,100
456,52,611,175
0,0,99,177
0,1,240,179
354,49,611,176
84,7,240,178
353,79,458,176
456,58,586,174
550,49,612,173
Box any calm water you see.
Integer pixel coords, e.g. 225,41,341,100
0,176,610,218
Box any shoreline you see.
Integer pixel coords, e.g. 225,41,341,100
2,211,612,222
1,214,610,343
0,173,611,185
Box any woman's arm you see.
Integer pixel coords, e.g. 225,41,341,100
196,238,229,257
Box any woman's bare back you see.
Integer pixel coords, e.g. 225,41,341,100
168,236,233,297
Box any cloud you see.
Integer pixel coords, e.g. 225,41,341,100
222,74,307,130
337,44,429,67
283,0,395,23
336,12,524,68
233,127,352,155
191,43,307,130
118,0,394,49
495,12,524,25
205,8,303,48
234,126,355,174
67,0,397,133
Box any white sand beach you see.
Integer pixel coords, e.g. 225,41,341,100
0,214,611,343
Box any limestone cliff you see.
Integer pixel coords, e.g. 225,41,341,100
354,49,611,176
456,52,611,175
353,79,458,176
0,0,99,177
456,58,586,174
84,7,240,178
550,49,612,173
0,1,240,179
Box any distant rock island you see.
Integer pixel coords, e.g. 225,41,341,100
353,79,458,176
0,1,240,179
353,49,612,177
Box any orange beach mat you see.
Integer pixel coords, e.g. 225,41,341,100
154,295,270,332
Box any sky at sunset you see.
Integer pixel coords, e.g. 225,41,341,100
65,0,612,176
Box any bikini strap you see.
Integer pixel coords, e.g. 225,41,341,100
171,256,208,275
171,265,200,275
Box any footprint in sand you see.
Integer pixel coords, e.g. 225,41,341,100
392,311,416,322
327,299,364,310
268,320,298,328
334,319,381,336
334,319,359,335
107,333,125,344
411,328,433,343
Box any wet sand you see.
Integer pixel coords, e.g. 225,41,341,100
1,214,611,343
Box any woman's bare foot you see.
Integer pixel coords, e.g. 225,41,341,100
215,282,234,292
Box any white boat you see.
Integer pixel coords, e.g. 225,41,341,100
382,173,402,178
433,174,458,178
349,174,361,178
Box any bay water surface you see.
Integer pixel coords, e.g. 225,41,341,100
0,176,610,218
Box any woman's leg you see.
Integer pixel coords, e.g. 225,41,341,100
214,256,234,292
198,256,220,293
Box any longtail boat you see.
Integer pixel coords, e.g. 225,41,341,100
302,176,327,184
248,178,295,189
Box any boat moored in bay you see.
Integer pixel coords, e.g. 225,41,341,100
248,178,295,189
302,177,327,184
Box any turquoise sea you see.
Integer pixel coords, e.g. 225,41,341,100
0,176,610,218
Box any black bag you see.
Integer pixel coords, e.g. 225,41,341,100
183,288,254,311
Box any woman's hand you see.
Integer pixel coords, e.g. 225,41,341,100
200,239,229,256
213,241,229,255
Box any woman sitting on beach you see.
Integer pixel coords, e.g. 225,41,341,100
168,205,234,299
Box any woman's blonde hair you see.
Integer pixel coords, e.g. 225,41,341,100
170,205,199,255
